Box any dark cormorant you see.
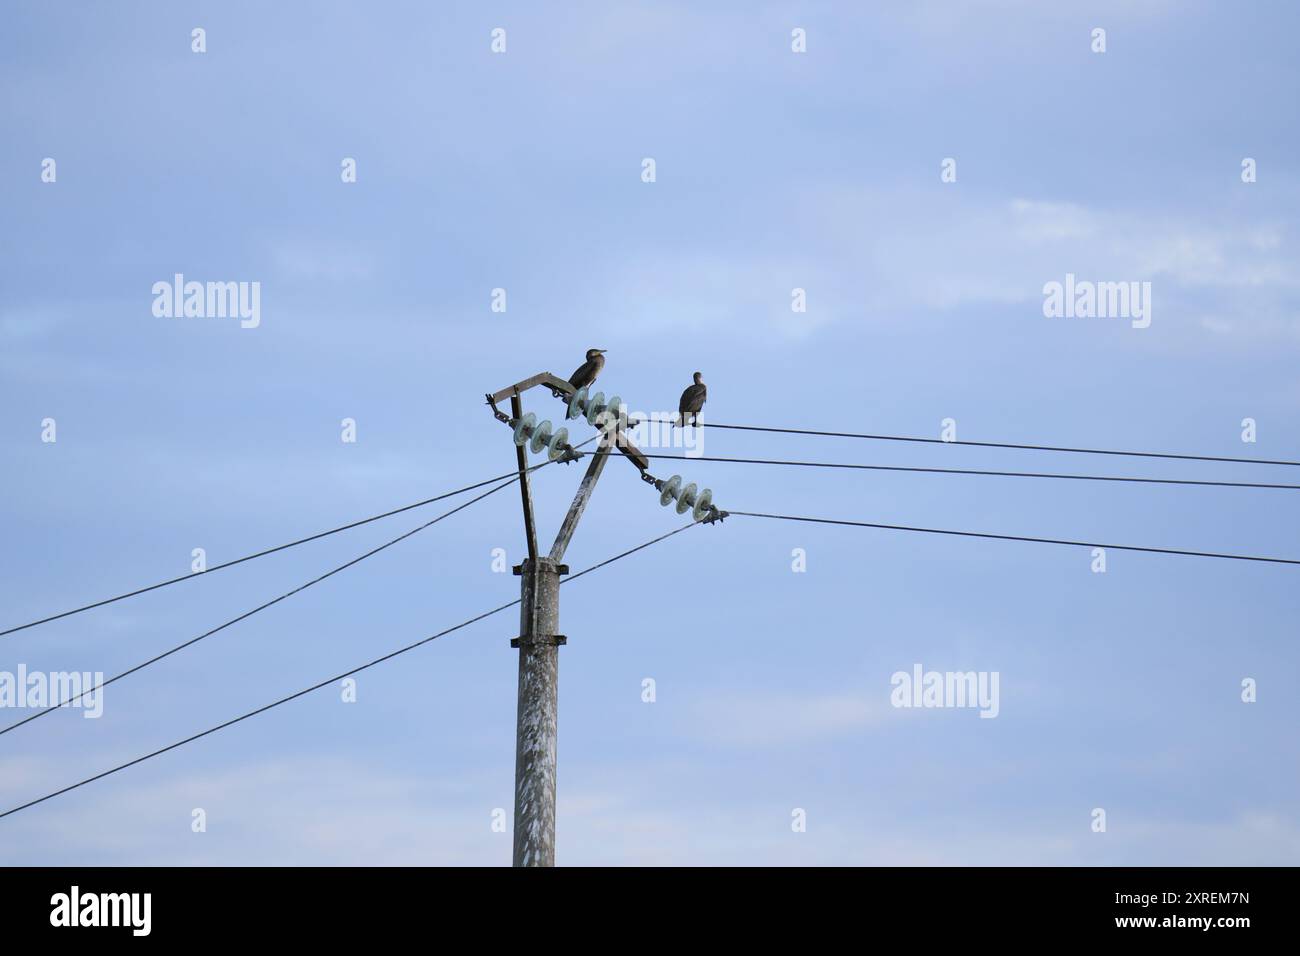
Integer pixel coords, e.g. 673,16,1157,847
676,372,706,426
569,348,607,390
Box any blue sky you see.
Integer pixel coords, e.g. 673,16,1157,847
1,0,1298,865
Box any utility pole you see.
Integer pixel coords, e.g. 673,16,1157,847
506,392,559,867
510,554,562,866
509,429,613,866
486,373,723,867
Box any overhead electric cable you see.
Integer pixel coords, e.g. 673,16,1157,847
0,517,701,820
633,453,1300,490
0,461,575,640
0,476,523,738
675,421,1300,468
730,510,1300,566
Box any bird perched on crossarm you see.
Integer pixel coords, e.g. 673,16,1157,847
569,348,607,390
677,372,706,426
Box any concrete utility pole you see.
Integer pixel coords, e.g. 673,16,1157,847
507,391,560,867
509,432,612,866
486,373,721,867
510,553,562,866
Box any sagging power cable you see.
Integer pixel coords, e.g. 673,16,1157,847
0,461,576,641
731,510,1300,566
0,476,523,738
0,518,702,820
690,422,1300,468
634,453,1300,491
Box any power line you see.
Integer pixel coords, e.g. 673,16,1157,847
730,510,1300,566
0,476,522,739
0,462,569,641
0,518,702,821
562,519,703,584
684,422,1300,468
633,453,1300,491
0,599,522,821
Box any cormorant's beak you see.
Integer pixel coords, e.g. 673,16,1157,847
597,349,607,354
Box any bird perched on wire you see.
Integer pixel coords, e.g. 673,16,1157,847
676,372,707,426
569,348,607,390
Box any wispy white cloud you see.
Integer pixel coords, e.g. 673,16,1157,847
553,182,1300,348
684,689,894,747
7,752,1293,866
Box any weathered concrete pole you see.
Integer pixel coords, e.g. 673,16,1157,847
511,556,565,867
